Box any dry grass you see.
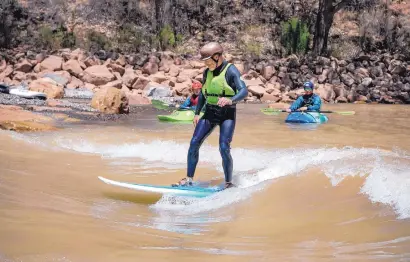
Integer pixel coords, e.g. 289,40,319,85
331,11,360,37
390,1,410,15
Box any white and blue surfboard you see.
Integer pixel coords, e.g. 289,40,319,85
9,88,47,100
98,176,224,198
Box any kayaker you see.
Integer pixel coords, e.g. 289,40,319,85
286,81,322,112
177,81,202,110
172,42,248,189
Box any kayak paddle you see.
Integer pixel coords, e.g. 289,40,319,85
151,99,176,110
151,99,193,111
260,108,355,115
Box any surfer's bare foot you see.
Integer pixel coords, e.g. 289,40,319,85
172,177,193,187
224,182,235,189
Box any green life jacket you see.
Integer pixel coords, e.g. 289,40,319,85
202,63,236,105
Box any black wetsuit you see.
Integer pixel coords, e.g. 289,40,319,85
187,60,248,183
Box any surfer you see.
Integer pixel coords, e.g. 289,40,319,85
172,42,248,189
286,81,322,112
177,81,202,110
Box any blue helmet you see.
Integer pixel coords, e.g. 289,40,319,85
303,81,314,90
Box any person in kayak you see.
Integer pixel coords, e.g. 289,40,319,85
177,81,202,110
172,42,248,189
286,81,322,112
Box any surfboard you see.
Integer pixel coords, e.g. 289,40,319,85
98,176,224,198
9,88,47,100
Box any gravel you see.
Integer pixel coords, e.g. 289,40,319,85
0,84,96,111
0,93,47,106
0,84,180,123
151,96,185,105
63,88,94,99
52,99,97,112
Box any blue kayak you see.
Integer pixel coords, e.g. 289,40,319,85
285,112,328,124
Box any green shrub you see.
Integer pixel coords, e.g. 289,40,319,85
281,17,310,55
159,25,176,49
86,30,111,51
115,23,144,52
38,24,76,50
0,0,26,48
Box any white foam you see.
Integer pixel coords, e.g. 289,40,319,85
54,137,275,172
5,130,54,148
7,131,410,220
139,246,259,256
151,182,265,214
360,163,410,219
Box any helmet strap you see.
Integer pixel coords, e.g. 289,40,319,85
211,53,220,64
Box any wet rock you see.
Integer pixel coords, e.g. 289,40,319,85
91,87,129,114
29,78,64,99
0,121,57,132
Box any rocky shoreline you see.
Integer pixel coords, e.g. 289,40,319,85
0,47,409,131
0,94,163,132
1,48,409,109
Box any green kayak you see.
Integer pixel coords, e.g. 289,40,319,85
157,110,204,123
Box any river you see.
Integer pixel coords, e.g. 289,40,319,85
0,104,409,261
